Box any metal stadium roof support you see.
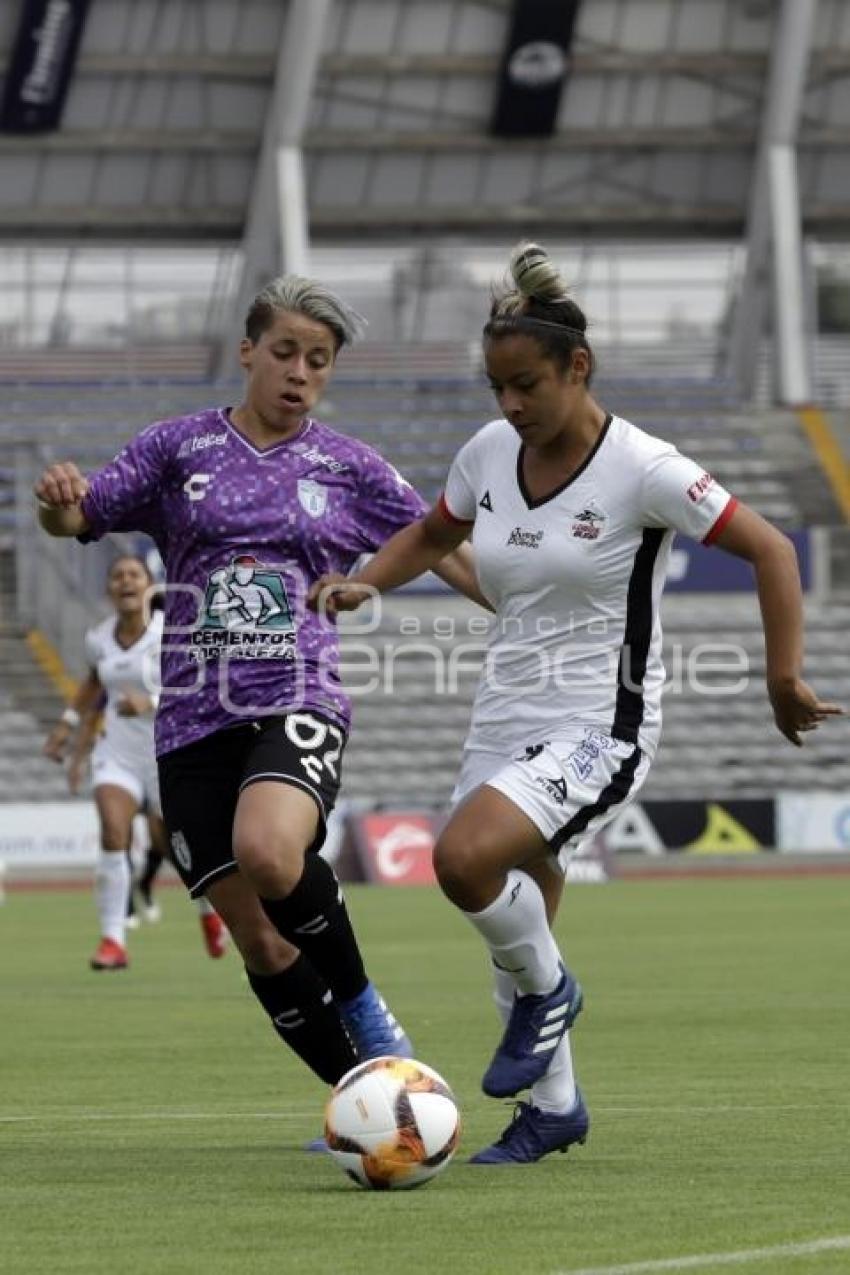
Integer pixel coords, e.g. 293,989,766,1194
217,0,332,377
730,0,818,405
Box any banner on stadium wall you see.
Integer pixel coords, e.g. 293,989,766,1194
0,801,100,869
349,810,616,883
491,0,581,138
351,812,439,885
0,0,91,133
777,793,850,853
594,800,776,855
665,531,812,593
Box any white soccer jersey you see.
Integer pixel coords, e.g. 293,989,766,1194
83,611,163,769
442,414,737,759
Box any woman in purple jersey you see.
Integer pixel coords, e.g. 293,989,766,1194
311,242,843,1163
35,274,487,1096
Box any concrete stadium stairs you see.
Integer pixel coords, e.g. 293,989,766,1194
0,375,844,532
0,550,71,801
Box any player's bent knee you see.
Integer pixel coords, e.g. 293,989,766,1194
433,834,483,895
233,837,305,896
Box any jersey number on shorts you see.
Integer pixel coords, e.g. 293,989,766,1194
284,713,344,786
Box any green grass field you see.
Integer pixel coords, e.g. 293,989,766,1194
2,877,849,1275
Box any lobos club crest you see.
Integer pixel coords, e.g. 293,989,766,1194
297,479,328,518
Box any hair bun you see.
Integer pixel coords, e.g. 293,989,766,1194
509,241,570,306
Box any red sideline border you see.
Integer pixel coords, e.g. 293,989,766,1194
5,859,850,891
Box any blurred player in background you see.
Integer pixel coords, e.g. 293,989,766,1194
64,617,167,931
68,698,167,929
44,554,227,968
34,274,488,1092
312,241,843,1163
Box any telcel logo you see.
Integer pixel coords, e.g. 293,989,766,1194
191,432,227,451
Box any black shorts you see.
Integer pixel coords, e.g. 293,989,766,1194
157,711,347,897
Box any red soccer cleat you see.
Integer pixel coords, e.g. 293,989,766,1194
89,938,129,971
200,911,228,959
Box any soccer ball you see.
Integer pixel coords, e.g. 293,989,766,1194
324,1056,461,1190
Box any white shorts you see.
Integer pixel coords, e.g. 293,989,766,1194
91,741,162,817
451,727,651,872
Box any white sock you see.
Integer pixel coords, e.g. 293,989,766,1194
196,896,214,916
531,1035,578,1113
95,851,131,946
463,870,562,996
491,957,578,1113
492,962,514,1023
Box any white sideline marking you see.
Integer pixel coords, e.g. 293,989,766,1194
598,1104,813,1114
553,1235,850,1275
0,1101,814,1126
0,1109,309,1125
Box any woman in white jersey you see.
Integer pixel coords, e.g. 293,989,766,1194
44,555,227,969
312,242,842,1164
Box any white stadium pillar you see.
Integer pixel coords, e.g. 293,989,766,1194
277,146,310,278
767,143,810,405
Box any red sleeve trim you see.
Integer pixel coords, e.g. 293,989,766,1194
702,496,739,546
438,492,475,526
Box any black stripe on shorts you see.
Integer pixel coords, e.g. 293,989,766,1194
550,744,643,854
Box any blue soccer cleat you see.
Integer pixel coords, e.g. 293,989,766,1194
481,966,583,1098
469,1091,589,1165
338,981,414,1061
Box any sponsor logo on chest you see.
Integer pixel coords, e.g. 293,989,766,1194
570,504,607,540
190,558,296,663
507,526,544,549
177,431,227,458
291,441,349,474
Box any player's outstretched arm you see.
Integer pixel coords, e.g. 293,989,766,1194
67,704,104,794
43,669,102,764
709,501,844,745
310,504,470,617
34,461,90,537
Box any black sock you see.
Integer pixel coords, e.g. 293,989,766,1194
139,848,165,903
247,956,358,1084
260,855,367,1003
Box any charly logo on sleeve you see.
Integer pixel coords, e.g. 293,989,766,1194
191,556,296,663
570,503,607,540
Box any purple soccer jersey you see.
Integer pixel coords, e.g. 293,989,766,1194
81,408,427,756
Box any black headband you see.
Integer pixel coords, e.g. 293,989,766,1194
487,314,587,341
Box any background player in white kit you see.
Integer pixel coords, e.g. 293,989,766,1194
44,555,227,969
313,242,843,1164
